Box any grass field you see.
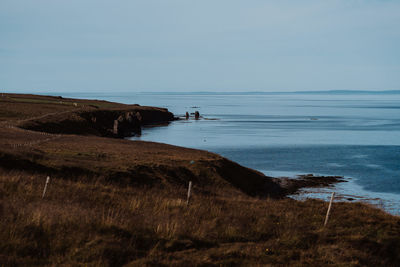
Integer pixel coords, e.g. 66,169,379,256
1,170,400,266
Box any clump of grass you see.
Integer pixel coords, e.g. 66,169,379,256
1,170,400,266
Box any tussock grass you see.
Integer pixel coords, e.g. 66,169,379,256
1,170,400,266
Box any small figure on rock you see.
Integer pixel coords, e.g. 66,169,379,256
195,111,200,120
185,112,189,120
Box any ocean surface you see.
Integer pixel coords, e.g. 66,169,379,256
64,92,400,215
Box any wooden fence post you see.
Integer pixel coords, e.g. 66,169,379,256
42,176,50,199
324,192,335,227
186,181,192,206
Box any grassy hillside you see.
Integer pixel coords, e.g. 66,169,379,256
1,170,400,266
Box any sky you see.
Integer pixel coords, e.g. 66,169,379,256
1,0,399,93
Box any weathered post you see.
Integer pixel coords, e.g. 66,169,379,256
185,112,189,120
324,192,335,227
194,111,200,120
42,176,50,199
186,181,193,206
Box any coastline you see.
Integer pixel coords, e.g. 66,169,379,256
0,93,284,198
0,93,347,199
1,93,400,266
1,93,397,209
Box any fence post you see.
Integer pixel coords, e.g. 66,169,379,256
186,181,192,206
42,176,50,199
324,192,335,227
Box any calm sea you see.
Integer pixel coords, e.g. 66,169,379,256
64,92,400,215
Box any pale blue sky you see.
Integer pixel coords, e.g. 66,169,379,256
1,0,399,92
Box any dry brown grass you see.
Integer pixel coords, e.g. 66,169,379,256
1,170,400,266
0,93,122,123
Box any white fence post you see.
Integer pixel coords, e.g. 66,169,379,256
186,181,193,206
324,192,335,227
42,176,50,198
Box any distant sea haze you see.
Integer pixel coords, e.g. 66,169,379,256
63,91,400,215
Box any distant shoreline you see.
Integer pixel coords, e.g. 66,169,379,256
134,90,400,95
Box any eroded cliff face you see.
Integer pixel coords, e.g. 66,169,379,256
19,106,174,138
112,111,142,137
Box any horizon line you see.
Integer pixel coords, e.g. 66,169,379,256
2,89,400,95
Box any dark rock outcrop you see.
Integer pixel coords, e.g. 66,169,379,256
20,106,174,138
113,111,142,137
